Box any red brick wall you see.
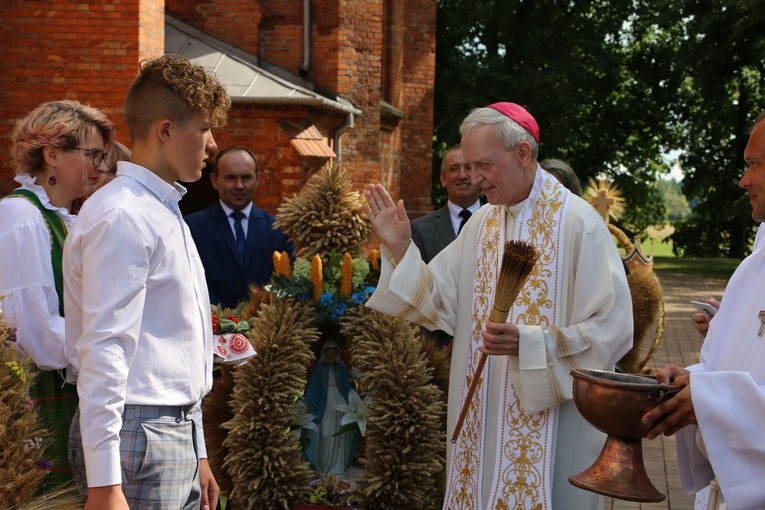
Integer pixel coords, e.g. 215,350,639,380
258,0,304,74
0,0,164,193
397,0,436,217
165,0,266,57
379,127,400,194
311,0,340,93
1,0,436,221
192,104,341,215
310,0,435,217
165,0,302,76
312,0,384,195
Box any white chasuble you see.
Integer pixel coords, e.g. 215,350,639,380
444,170,569,510
367,166,632,510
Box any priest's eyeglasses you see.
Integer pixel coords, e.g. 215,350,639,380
68,147,107,167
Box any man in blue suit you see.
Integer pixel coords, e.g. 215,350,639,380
186,146,294,308
411,144,482,263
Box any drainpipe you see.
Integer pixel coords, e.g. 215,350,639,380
332,113,354,164
299,0,312,77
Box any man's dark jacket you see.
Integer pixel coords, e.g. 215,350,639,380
411,205,456,264
185,202,294,308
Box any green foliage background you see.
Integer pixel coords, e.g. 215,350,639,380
434,0,765,257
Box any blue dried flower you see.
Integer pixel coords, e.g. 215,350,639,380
332,302,348,318
320,292,334,307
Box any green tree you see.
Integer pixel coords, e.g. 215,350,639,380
434,0,676,233
657,179,690,220
655,0,765,257
434,0,765,255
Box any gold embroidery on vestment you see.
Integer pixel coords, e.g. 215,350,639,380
446,172,567,509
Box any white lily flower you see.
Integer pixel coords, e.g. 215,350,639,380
292,400,318,433
334,389,371,436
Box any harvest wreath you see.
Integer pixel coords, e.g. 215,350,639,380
202,166,450,510
0,300,83,509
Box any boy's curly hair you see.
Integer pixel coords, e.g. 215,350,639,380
125,54,231,140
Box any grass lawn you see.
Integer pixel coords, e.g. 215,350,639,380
612,236,741,281
652,256,740,280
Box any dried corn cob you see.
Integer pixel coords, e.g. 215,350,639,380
369,248,380,271
311,255,323,302
340,252,353,297
279,250,291,277
272,251,282,276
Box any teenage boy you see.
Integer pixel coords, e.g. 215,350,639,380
64,54,231,510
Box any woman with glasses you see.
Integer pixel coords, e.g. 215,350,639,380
0,99,113,493
104,141,132,183
72,140,131,213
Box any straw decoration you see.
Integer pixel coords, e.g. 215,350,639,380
451,240,538,443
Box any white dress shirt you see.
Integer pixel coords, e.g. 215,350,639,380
446,200,481,235
64,162,213,487
219,200,252,240
0,174,75,370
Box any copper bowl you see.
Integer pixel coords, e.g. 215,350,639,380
568,368,680,502
572,368,679,438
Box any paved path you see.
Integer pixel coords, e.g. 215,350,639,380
603,271,727,510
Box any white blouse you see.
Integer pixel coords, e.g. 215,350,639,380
0,174,75,370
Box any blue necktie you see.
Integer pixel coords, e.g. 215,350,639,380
231,211,246,262
458,208,471,234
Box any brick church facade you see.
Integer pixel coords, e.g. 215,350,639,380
0,0,436,217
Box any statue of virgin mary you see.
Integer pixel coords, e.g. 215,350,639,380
303,339,359,475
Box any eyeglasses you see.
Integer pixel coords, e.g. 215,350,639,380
67,147,107,167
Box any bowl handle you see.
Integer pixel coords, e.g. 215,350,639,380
642,386,681,405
